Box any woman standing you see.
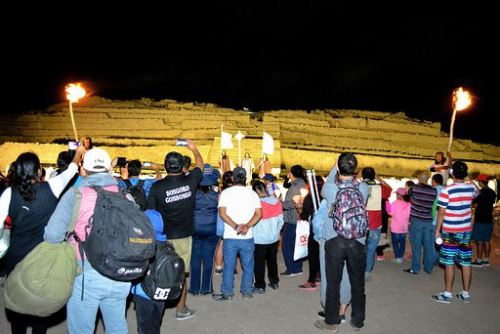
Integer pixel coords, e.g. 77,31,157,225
0,147,84,334
190,165,220,295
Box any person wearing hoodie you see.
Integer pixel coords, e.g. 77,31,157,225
251,181,284,293
131,209,167,334
44,148,131,334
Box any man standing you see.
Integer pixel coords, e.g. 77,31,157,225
281,165,307,276
471,174,496,267
315,152,369,332
213,167,262,300
404,171,437,275
432,161,477,303
147,140,204,320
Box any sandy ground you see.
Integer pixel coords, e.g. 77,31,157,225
1,235,499,334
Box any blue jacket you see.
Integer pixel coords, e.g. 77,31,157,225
131,209,167,301
193,190,218,236
253,196,284,245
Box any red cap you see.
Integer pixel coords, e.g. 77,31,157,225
477,174,489,183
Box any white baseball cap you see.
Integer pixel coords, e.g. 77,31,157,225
83,148,111,172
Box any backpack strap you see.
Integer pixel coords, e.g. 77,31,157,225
65,188,82,240
123,179,133,189
137,179,145,188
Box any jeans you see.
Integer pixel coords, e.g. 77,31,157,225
133,295,165,334
190,233,219,294
325,236,366,327
254,242,279,289
282,223,303,274
409,219,434,273
67,266,131,334
391,232,407,259
320,239,351,307
221,238,255,296
365,229,381,273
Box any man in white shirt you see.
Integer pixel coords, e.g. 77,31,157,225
213,167,262,301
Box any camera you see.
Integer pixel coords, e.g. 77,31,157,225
116,157,127,167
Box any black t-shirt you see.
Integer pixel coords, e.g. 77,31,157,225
147,168,203,239
473,187,496,223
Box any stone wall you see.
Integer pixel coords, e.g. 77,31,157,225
0,97,498,177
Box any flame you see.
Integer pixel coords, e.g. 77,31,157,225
65,83,86,103
453,87,472,111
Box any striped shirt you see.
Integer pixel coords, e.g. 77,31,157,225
410,183,437,222
437,182,477,233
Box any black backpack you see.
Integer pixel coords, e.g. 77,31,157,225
123,179,147,211
79,186,156,281
141,242,185,301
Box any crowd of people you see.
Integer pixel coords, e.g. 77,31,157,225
0,140,498,333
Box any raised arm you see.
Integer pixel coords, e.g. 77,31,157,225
48,146,85,198
187,140,204,170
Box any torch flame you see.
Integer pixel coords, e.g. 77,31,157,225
65,83,86,103
453,87,472,111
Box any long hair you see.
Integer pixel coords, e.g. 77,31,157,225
14,152,41,201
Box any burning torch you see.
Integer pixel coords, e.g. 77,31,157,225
65,83,86,142
447,87,472,152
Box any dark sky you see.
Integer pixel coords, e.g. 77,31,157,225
4,5,498,145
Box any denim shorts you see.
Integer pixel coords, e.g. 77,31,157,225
439,232,472,266
472,223,493,242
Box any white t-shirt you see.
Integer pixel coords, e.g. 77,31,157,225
218,185,262,240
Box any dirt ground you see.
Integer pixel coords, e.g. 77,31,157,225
1,233,499,334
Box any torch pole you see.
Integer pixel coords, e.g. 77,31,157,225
69,101,79,142
447,107,457,153
238,137,242,167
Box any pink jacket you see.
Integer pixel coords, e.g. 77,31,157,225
388,199,411,233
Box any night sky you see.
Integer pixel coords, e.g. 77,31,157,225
3,5,497,145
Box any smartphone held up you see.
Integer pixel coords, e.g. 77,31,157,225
176,139,188,147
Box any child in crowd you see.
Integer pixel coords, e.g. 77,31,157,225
388,187,411,263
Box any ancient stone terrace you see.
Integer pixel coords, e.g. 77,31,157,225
0,97,498,177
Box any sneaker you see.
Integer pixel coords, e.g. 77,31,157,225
482,260,490,267
470,260,483,268
404,268,418,275
241,293,253,299
280,271,303,277
430,292,453,304
340,314,346,324
391,258,403,264
456,292,471,303
376,255,385,261
212,294,233,302
350,320,363,331
268,282,279,290
318,310,325,318
314,320,339,333
298,282,317,291
175,307,196,320
253,287,266,294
